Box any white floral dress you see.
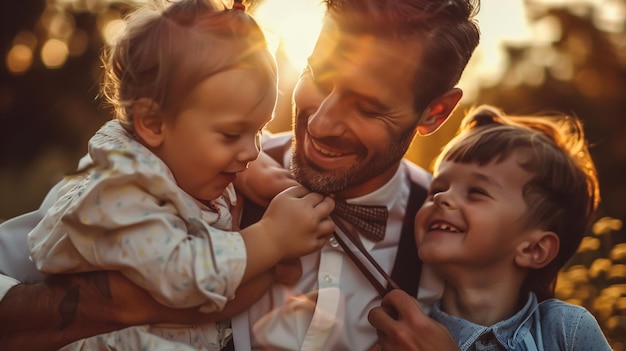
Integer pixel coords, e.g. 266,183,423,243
28,120,247,351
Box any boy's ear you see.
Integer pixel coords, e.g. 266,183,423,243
416,88,463,136
132,98,164,148
515,231,560,269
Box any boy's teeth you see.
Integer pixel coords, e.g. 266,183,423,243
430,223,460,233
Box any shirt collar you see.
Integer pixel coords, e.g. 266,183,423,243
429,293,539,350
345,163,406,208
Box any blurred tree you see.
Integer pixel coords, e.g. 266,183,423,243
474,7,626,233
1,1,141,217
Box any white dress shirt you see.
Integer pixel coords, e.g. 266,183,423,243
0,176,62,304
0,274,18,301
232,139,442,351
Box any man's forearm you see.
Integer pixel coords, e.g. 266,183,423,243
0,270,251,350
212,271,275,321
0,273,121,351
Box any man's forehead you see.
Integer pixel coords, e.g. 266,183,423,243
311,19,421,71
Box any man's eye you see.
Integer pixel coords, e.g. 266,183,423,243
357,104,380,117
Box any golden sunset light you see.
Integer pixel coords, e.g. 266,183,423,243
254,0,325,71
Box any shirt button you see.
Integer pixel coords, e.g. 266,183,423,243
329,237,339,247
324,275,333,283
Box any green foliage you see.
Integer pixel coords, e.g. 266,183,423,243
559,217,626,350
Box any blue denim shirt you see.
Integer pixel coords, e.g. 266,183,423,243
430,293,612,351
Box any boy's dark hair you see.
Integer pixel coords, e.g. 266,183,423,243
435,105,600,301
323,0,481,113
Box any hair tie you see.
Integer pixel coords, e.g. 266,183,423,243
465,109,500,130
233,0,245,10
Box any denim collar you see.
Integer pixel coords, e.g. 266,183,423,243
429,293,539,350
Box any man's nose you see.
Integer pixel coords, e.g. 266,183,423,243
307,92,347,137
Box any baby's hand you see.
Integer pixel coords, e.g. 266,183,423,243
262,185,335,258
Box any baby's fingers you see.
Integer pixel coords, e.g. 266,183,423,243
316,217,336,237
312,195,335,215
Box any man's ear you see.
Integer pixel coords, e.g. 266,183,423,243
132,98,164,148
416,88,463,136
515,231,560,269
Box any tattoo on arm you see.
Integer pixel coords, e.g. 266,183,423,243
59,286,79,330
54,271,113,330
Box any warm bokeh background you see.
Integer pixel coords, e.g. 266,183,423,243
1,0,625,348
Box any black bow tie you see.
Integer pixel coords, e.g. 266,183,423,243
331,201,389,242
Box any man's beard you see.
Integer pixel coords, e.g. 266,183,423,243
290,110,415,195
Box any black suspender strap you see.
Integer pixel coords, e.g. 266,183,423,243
331,225,400,297
333,175,427,298
390,179,427,297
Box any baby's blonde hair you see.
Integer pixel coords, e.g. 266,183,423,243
100,0,277,132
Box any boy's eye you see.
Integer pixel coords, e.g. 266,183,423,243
223,133,240,140
468,187,489,197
